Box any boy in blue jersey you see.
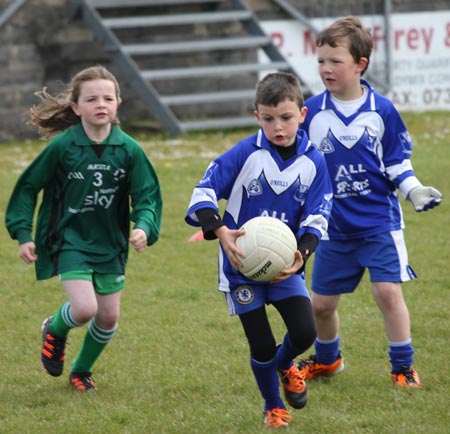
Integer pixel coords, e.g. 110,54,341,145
296,16,442,388
186,72,333,428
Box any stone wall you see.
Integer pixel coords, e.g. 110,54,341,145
0,0,110,141
1,0,47,140
0,0,447,141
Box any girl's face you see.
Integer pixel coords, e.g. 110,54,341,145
254,99,307,147
317,39,368,100
70,79,120,134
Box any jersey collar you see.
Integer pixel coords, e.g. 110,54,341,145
320,79,377,113
256,128,311,156
70,123,124,146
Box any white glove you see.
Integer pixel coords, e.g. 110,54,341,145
408,186,443,212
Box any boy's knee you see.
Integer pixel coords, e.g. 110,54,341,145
251,342,277,363
290,326,316,353
71,304,98,324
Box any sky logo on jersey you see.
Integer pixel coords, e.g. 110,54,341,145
83,191,115,209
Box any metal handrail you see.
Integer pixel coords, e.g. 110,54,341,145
0,0,28,29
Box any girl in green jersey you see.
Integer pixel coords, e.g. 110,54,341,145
5,65,162,391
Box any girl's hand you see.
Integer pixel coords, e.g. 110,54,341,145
19,241,38,264
130,228,147,253
271,250,304,283
214,226,245,269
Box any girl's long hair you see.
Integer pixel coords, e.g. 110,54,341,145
28,65,121,138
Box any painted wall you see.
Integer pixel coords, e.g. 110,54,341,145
260,11,450,110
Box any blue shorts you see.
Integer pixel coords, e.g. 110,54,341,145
225,273,310,316
312,230,417,295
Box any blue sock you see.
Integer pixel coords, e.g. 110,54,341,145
388,339,414,372
275,334,297,371
314,336,340,365
250,357,285,411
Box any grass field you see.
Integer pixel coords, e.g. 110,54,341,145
0,112,448,433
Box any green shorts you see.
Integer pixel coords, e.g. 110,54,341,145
58,270,125,295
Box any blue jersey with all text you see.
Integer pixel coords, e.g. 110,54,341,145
302,79,418,240
185,128,333,292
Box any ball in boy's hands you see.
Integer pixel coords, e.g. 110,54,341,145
236,216,297,281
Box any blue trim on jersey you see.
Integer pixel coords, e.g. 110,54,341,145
303,79,418,240
186,128,333,292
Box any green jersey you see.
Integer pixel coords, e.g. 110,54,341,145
5,123,162,279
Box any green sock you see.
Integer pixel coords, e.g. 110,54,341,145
49,302,81,338
71,321,118,373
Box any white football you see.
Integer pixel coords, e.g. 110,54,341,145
235,216,297,282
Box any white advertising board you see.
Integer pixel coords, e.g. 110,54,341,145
260,11,450,111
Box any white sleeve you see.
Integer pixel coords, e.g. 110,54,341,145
398,176,422,200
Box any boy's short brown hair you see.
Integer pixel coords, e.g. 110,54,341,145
254,72,304,110
316,16,373,75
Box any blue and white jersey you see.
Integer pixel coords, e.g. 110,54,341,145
185,128,333,292
303,79,418,240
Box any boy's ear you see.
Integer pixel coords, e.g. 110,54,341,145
298,106,308,124
357,57,369,73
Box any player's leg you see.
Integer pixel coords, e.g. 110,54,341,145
367,230,420,387
239,307,281,405
272,294,315,409
228,285,290,428
274,295,316,363
372,282,419,387
41,273,95,377
297,239,362,378
70,273,123,391
372,281,411,342
297,293,344,378
311,292,341,341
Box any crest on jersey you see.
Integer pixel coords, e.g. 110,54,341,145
247,178,263,196
235,285,254,304
113,168,126,182
319,136,334,153
293,183,308,204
